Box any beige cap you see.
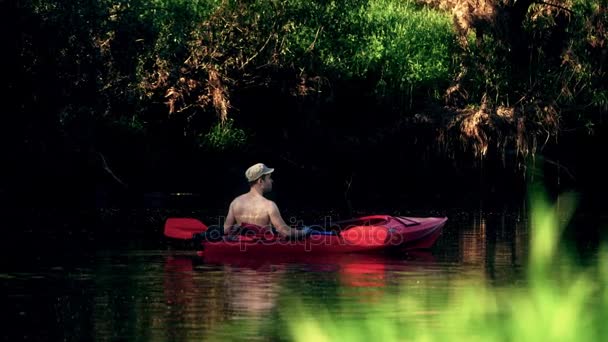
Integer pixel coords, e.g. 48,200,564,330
245,163,274,182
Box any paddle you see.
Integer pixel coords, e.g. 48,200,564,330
301,225,336,236
164,218,336,241
164,218,209,240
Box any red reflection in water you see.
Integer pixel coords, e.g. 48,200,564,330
163,256,195,307
163,251,438,319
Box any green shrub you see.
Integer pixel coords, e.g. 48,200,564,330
199,118,247,151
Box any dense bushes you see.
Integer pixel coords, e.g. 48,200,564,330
4,0,607,206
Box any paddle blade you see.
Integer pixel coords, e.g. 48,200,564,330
164,218,209,240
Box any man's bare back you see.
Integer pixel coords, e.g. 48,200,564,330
227,192,275,227
223,163,308,238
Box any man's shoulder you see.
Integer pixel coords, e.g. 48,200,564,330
233,194,247,200
252,195,276,209
231,194,249,203
264,199,279,212
231,194,274,205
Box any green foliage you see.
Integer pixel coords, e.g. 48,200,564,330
527,184,578,281
199,118,247,151
459,34,512,104
115,115,146,134
432,0,608,160
99,0,219,63
565,0,608,115
132,0,457,117
284,0,456,98
16,0,607,164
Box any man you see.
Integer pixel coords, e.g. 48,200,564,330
223,163,310,238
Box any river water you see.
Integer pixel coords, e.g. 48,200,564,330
3,208,604,341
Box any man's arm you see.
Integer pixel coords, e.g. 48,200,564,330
223,201,236,235
268,201,307,238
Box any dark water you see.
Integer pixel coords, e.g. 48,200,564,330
3,209,604,341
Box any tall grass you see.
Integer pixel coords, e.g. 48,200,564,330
276,185,606,342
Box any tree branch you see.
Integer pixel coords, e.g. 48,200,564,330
97,152,128,188
306,26,323,52
533,1,574,15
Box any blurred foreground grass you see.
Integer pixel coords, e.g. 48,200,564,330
212,185,607,341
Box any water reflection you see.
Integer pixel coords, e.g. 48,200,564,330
163,253,400,318
224,267,284,317
162,251,446,328
109,211,535,339
10,210,598,341
449,211,528,283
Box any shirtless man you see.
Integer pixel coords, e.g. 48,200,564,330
223,163,310,238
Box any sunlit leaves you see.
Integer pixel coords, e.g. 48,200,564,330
286,0,456,96
198,118,247,151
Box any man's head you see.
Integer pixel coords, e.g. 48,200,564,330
245,163,274,192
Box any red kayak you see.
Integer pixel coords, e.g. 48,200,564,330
164,215,447,256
